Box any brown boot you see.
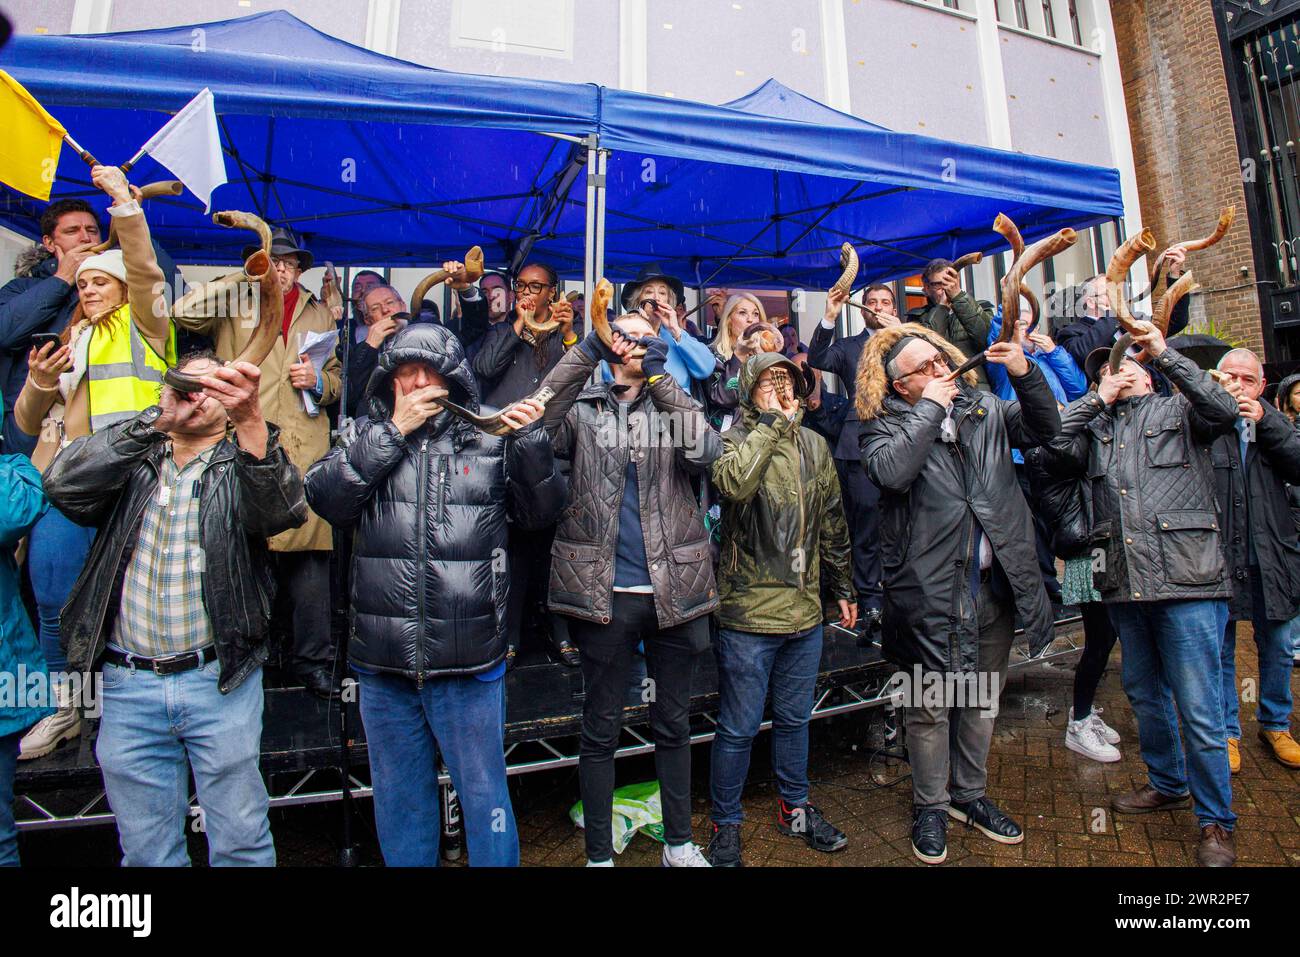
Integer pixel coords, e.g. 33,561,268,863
1110,784,1191,814
1197,824,1236,867
1258,729,1300,769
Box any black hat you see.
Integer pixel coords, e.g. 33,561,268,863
1083,345,1150,385
243,226,313,270
620,263,686,311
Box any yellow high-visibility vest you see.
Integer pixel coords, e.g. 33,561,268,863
85,305,177,432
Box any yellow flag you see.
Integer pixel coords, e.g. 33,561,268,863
0,69,66,201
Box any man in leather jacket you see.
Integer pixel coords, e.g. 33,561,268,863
1056,325,1240,866
859,323,1061,865
44,352,307,866
541,313,720,867
306,323,561,867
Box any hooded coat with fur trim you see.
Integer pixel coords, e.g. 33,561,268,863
305,324,564,678
856,324,1061,672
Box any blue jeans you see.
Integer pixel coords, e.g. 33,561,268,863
0,731,20,866
95,657,274,866
27,506,95,673
1108,599,1235,829
1220,570,1298,736
710,626,822,825
356,669,518,867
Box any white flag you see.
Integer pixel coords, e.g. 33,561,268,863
141,88,227,212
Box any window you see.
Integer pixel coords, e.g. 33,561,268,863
1013,0,1030,30
1042,0,1057,38
1067,0,1083,45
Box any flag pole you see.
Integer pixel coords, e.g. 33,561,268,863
119,148,147,174
61,132,100,168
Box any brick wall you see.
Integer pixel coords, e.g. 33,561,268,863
1110,0,1264,354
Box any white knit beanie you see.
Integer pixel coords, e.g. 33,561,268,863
75,249,127,285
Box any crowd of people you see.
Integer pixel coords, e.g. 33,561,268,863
1,165,1298,869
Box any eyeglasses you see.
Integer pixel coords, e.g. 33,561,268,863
512,280,553,294
896,353,950,380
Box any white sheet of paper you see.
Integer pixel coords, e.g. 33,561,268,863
296,328,339,416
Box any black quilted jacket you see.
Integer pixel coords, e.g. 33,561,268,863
541,348,721,629
306,324,564,679
1051,348,1239,603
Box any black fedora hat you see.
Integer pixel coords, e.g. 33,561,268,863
1084,345,1154,385
620,263,686,311
243,226,313,270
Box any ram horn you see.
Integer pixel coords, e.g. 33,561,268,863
162,210,279,393
830,243,859,297
87,180,184,254
1105,227,1158,334
408,246,485,315
437,385,556,437
1135,207,1235,302
952,251,984,271
1108,270,1200,374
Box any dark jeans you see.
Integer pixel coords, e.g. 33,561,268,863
27,505,95,673
1107,599,1234,829
1015,465,1062,605
1220,567,1297,737
0,731,19,866
902,581,1014,810
1072,601,1119,717
566,592,707,862
834,458,882,613
710,626,823,825
272,550,333,673
356,669,518,867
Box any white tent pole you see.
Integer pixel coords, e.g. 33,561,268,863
583,134,598,300
594,147,608,283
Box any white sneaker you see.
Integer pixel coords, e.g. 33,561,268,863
1065,717,1121,763
1070,706,1120,745
18,679,81,760
661,841,711,867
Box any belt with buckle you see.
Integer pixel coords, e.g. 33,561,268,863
103,645,217,676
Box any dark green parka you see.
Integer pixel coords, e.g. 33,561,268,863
711,353,853,634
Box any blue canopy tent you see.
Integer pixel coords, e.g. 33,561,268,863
0,10,1124,293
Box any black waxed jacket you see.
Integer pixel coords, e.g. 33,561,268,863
1051,348,1239,604
307,324,563,679
541,347,721,630
45,409,307,693
1209,400,1300,623
860,364,1061,673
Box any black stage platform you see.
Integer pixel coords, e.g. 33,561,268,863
13,618,1083,831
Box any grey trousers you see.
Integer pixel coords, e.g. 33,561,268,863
902,582,1014,810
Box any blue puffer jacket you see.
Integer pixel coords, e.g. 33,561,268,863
0,449,52,738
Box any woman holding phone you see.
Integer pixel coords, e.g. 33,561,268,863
13,164,175,760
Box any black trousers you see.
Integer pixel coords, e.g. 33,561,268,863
272,550,334,672
834,457,882,613
506,522,569,652
1072,601,1119,717
1015,464,1063,605
566,593,707,862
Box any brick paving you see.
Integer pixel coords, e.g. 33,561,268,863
512,625,1300,868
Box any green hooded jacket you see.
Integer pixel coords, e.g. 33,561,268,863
710,352,853,634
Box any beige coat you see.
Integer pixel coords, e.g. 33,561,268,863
173,279,341,552
15,207,170,474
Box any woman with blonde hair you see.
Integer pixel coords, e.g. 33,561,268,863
14,164,175,760
707,293,774,428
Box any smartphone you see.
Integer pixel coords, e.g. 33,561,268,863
30,333,61,353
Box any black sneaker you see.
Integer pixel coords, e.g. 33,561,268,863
776,800,848,852
948,796,1023,845
706,822,743,867
911,807,948,864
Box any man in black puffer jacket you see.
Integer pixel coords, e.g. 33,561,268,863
306,324,562,867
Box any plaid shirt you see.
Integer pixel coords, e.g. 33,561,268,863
111,444,217,658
